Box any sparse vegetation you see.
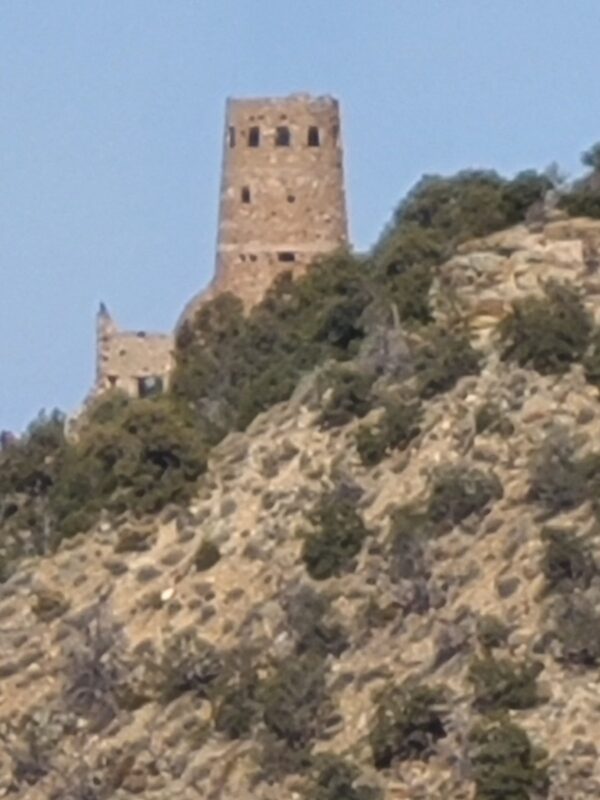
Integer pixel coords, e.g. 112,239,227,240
469,717,549,800
355,399,421,466
283,584,348,658
305,754,382,800
476,615,510,650
468,655,542,712
153,629,223,702
5,154,600,797
551,596,600,667
301,486,369,580
319,366,374,429
414,327,481,399
259,653,332,750
541,527,595,593
475,402,514,437
499,282,592,375
427,465,503,529
527,427,589,514
369,681,446,769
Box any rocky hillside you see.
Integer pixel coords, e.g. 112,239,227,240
3,217,600,800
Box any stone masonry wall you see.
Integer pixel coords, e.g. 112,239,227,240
95,304,174,400
215,93,349,305
180,93,349,324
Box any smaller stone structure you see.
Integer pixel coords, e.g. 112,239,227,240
94,304,174,399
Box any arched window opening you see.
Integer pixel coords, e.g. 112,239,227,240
248,126,260,147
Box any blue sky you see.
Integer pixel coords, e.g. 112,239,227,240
2,1,600,431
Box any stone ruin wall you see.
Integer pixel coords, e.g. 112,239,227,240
94,304,174,400
214,93,349,307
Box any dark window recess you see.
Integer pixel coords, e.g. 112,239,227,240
275,126,291,146
308,126,320,147
248,126,260,147
278,252,296,263
241,186,251,203
229,126,236,147
137,376,164,399
107,375,118,387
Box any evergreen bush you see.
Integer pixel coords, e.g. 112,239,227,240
499,282,592,375
469,717,549,800
302,488,369,581
369,681,446,769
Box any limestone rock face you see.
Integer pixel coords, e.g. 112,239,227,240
431,217,600,343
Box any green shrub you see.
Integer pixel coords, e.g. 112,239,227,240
476,615,509,650
254,733,313,782
284,585,348,658
374,170,550,328
499,282,592,374
559,189,600,219
475,402,514,437
468,655,542,712
541,527,595,593
213,673,260,739
0,410,68,555
355,400,421,466
558,143,600,220
306,754,382,800
527,427,588,514
194,540,221,572
414,327,480,399
551,596,600,666
355,426,388,467
369,681,446,769
319,367,374,429
388,504,432,582
302,488,369,580
377,171,549,266
583,328,600,387
154,630,223,702
427,465,503,529
259,653,331,749
172,252,371,435
469,717,549,800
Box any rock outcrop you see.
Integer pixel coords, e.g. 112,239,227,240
3,219,600,799
432,217,600,343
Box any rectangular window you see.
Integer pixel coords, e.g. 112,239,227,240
275,126,291,147
308,126,320,147
241,186,251,203
248,126,260,147
229,126,236,147
278,252,296,263
137,376,164,399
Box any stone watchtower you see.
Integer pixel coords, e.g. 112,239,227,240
211,93,349,308
91,93,350,404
